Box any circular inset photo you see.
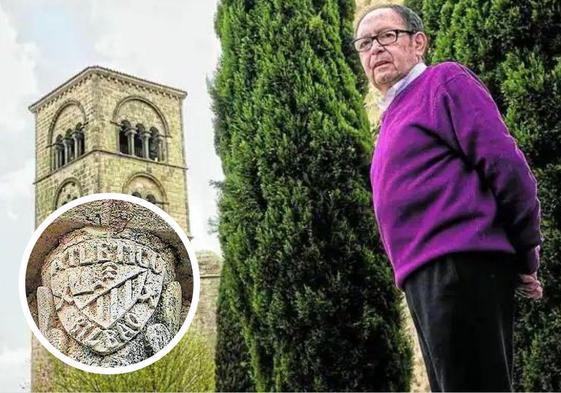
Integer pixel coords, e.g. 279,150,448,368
20,193,199,374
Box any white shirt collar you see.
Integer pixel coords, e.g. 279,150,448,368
377,62,427,112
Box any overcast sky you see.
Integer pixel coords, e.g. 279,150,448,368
0,0,222,390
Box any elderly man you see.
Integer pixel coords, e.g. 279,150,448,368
353,4,543,392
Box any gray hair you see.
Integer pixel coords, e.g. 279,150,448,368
354,4,424,37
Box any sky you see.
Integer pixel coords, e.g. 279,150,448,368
0,0,222,390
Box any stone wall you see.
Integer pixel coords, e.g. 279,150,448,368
194,251,222,349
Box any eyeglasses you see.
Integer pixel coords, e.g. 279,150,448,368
352,29,416,52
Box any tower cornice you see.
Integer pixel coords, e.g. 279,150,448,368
29,66,187,114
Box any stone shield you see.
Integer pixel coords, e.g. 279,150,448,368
45,237,165,355
27,199,193,369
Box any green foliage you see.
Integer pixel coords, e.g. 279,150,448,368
404,0,424,19
499,28,561,393
215,263,255,392
50,332,215,392
212,0,412,391
501,53,561,168
404,0,561,389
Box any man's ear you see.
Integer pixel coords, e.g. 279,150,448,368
413,32,428,59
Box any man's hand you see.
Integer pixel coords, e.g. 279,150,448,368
516,272,543,300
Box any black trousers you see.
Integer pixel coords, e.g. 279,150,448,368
404,252,517,392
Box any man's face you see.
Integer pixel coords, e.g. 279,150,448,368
356,8,426,94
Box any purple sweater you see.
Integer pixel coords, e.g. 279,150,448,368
370,62,542,289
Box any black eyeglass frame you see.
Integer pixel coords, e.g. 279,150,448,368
351,29,417,52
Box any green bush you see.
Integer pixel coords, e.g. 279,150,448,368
215,263,254,392
212,0,412,391
50,332,215,392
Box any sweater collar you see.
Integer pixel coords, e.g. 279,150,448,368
377,62,427,112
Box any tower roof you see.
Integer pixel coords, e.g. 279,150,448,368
29,66,188,113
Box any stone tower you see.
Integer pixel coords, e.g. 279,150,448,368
29,67,221,390
29,66,191,231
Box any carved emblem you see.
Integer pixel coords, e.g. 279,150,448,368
46,238,164,354
26,199,194,370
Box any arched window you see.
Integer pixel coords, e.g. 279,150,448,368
124,174,167,210
130,192,161,207
52,123,86,171
149,127,164,161
55,180,81,208
130,191,160,207
65,129,75,162
120,121,156,160
54,135,65,169
116,118,166,162
73,122,85,158
134,123,144,158
61,193,78,206
119,120,132,154
49,101,87,172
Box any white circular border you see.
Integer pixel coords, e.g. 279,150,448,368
19,193,200,375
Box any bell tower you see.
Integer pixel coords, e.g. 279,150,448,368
28,66,198,390
29,66,191,234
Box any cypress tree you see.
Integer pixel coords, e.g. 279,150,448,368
501,50,561,392
406,0,561,389
212,0,412,390
215,263,255,392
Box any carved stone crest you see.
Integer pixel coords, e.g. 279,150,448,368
47,238,165,354
25,199,194,369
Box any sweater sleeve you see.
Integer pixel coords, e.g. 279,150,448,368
436,67,542,274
